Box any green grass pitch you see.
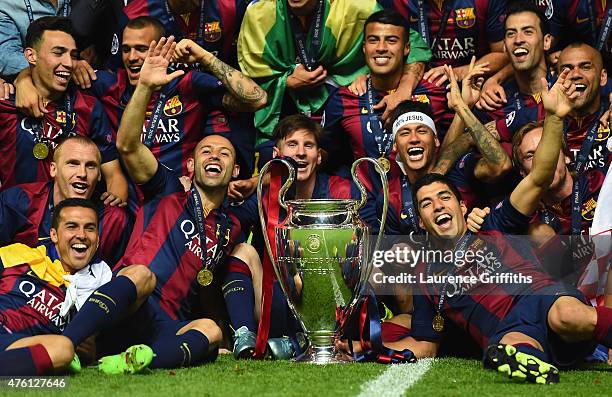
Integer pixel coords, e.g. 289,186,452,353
3,355,610,397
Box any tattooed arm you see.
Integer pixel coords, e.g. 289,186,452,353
172,39,267,112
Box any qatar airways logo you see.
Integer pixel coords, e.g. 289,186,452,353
20,118,66,149
433,37,475,61
180,219,217,263
19,280,66,330
141,118,181,144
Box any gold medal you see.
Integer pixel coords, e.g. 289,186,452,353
197,268,214,286
33,142,49,160
378,157,390,173
432,312,444,332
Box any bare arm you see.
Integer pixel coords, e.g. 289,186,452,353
100,160,128,202
172,39,267,112
116,37,185,184
509,69,577,216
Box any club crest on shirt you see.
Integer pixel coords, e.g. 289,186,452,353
411,94,431,104
505,111,516,127
204,21,222,42
455,8,476,29
595,125,610,141
581,197,597,220
164,95,183,116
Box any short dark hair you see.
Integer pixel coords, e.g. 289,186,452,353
364,9,410,41
558,41,604,70
273,114,323,148
511,120,571,173
125,16,166,40
504,0,549,35
387,100,434,134
52,198,98,230
412,173,463,211
26,16,74,49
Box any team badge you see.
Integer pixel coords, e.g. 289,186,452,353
306,234,322,254
56,110,66,123
204,21,222,42
411,94,431,104
163,95,183,116
505,111,516,127
581,198,597,220
455,8,476,29
595,125,610,141
111,33,119,55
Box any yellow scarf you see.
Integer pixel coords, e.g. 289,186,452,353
0,243,69,288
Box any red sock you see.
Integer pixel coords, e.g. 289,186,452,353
381,322,411,343
0,344,53,375
594,306,612,348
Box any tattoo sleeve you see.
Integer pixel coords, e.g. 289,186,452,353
206,57,267,111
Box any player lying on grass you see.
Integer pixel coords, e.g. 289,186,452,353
0,198,155,376
355,69,612,384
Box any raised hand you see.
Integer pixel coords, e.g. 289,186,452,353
460,57,489,108
138,36,185,91
444,64,465,112
540,68,578,118
172,39,210,65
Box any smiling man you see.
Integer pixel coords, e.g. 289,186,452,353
0,135,132,266
0,198,155,376
0,16,128,204
108,36,248,370
382,70,612,384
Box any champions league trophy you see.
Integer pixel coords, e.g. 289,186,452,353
257,158,388,364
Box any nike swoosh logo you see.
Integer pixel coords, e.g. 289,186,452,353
92,290,116,306
401,213,408,219
576,17,589,24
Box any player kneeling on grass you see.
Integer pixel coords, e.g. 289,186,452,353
369,70,612,384
0,198,155,376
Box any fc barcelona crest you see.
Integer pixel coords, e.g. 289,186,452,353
455,8,476,29
204,21,222,42
163,95,183,116
581,198,597,221
411,94,431,104
595,125,610,141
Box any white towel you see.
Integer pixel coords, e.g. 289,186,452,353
59,260,113,318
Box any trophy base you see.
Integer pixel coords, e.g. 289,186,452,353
293,345,353,364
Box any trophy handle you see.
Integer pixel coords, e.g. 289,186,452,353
350,157,389,253
257,158,296,266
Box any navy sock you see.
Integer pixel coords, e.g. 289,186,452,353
512,343,549,362
150,329,211,369
63,275,137,346
269,281,291,337
223,257,256,332
0,345,53,375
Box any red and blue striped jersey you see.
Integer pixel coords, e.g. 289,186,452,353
0,246,67,335
0,89,118,191
89,69,225,214
110,0,249,69
411,198,556,347
385,0,506,67
0,182,132,267
115,165,243,321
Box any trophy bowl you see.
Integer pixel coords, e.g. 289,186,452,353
258,158,388,364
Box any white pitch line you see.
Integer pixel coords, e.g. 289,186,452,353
357,358,434,397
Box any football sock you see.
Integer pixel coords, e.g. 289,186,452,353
594,306,612,348
63,275,137,346
269,282,290,337
150,329,211,369
381,322,411,343
0,345,53,375
223,257,256,332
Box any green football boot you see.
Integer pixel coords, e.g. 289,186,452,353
485,344,560,384
98,344,155,375
233,326,256,359
265,337,295,360
68,354,81,374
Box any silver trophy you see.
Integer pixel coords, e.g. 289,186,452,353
258,158,388,364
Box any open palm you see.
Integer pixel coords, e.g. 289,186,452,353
139,36,185,91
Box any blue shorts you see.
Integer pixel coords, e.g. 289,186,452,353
0,326,27,351
490,285,595,367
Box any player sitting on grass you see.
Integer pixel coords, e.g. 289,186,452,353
372,69,612,384
0,198,155,376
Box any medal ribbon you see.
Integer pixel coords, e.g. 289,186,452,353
35,92,74,148
143,92,167,148
596,7,612,51
565,103,605,235
366,77,393,159
399,174,420,233
191,187,229,277
416,0,454,50
287,0,325,71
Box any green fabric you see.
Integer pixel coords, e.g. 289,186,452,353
239,0,431,144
